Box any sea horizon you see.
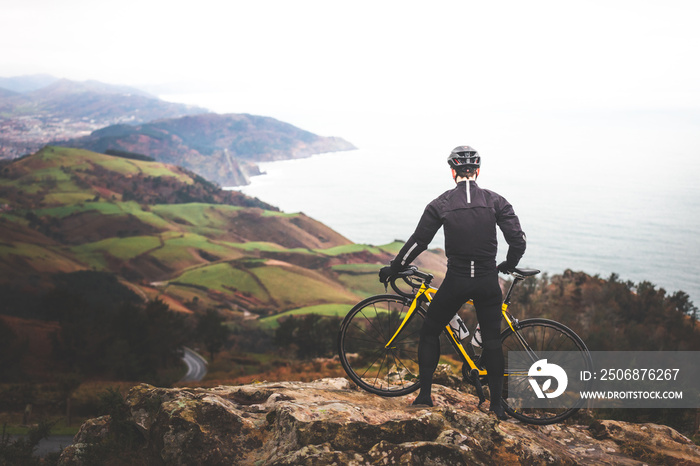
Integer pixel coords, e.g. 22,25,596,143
163,91,700,308
235,142,700,309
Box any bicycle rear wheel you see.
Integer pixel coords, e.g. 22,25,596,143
338,294,425,396
500,318,592,425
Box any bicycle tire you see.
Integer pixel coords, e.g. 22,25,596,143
338,294,425,396
499,318,592,425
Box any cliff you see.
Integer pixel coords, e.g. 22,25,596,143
58,375,700,465
58,113,357,186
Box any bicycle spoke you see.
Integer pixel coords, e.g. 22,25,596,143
359,348,387,380
387,351,405,389
391,349,418,380
339,296,423,397
359,308,388,342
349,321,383,344
371,351,390,388
351,313,383,340
347,336,387,346
372,303,388,341
393,327,421,342
501,319,590,425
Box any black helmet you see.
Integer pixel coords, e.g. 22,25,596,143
447,146,480,169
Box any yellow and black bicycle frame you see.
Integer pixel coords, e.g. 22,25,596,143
384,281,523,377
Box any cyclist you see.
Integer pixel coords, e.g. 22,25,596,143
379,145,526,420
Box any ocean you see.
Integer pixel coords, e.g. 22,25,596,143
162,92,700,308
231,113,700,308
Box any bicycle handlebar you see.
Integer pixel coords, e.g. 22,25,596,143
388,266,434,298
386,265,540,298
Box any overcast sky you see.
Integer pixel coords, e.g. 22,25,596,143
1,0,699,151
3,3,699,103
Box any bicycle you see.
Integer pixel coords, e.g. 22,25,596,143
337,266,592,425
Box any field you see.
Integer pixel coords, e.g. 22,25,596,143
0,147,448,422
258,303,353,329
318,243,392,256
0,147,452,444
251,264,359,308
170,262,266,297
151,203,243,229
72,236,162,261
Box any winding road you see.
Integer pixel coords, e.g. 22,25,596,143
21,347,209,459
180,347,208,383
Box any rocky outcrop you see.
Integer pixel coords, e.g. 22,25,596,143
59,376,700,465
58,113,357,187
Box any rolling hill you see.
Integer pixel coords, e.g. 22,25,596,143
0,77,204,121
0,77,208,159
1,75,357,187
0,146,445,323
57,113,357,186
0,73,60,93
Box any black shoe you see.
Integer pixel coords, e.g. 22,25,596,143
489,401,508,420
411,395,434,407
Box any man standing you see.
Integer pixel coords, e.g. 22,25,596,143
379,146,526,419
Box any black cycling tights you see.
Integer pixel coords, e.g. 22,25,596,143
413,271,504,407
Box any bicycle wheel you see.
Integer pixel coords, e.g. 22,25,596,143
338,294,425,396
500,318,592,425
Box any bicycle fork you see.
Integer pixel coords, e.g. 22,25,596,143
384,283,431,348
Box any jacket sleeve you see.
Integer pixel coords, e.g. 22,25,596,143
392,202,442,270
496,196,526,268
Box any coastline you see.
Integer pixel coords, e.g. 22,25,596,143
234,148,700,307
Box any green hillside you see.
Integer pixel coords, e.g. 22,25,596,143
0,143,453,424
0,146,446,320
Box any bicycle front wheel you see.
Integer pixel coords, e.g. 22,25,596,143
338,294,425,397
500,318,592,425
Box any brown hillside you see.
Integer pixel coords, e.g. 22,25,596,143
224,210,351,249
0,147,363,321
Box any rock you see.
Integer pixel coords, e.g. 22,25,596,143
432,363,466,389
59,377,700,465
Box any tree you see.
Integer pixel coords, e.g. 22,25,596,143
196,309,229,360
0,420,54,465
275,314,341,359
48,272,190,381
0,318,25,382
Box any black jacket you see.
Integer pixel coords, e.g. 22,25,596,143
393,180,526,276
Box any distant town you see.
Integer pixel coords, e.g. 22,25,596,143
0,75,207,159
0,113,139,158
